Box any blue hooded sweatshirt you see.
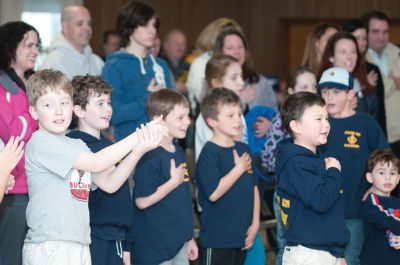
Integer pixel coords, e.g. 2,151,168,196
275,141,349,257
101,51,172,141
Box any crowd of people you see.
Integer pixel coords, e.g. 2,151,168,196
0,1,400,265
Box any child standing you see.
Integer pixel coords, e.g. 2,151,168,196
318,67,389,265
195,88,260,265
131,89,198,265
276,91,349,264
22,69,166,264
261,66,317,265
67,75,135,265
360,150,400,265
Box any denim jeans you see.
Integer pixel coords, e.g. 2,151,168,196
273,192,286,265
344,219,364,265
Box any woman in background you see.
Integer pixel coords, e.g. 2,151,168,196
0,21,40,265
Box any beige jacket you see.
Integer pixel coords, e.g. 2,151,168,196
366,43,400,143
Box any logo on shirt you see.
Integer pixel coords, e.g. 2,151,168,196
182,162,190,182
344,130,361,148
69,169,91,202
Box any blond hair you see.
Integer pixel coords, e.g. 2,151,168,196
195,18,243,55
26,69,73,106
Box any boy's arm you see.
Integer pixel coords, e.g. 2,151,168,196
243,186,260,250
74,119,167,173
135,159,184,209
289,157,342,213
361,194,400,235
208,150,251,202
94,124,165,193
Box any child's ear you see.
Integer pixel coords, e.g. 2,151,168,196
346,89,356,99
366,172,373,184
289,119,301,135
73,105,85,118
29,106,38,120
287,87,294,95
205,117,217,128
329,57,334,63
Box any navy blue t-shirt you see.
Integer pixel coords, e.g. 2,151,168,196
318,112,389,218
360,194,400,265
66,130,134,243
195,141,256,248
132,144,193,265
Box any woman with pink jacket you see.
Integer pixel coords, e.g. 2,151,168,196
0,21,39,265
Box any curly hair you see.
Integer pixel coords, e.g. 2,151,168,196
116,1,160,48
0,21,41,70
71,75,112,109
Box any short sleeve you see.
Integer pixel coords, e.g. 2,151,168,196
27,134,89,179
196,149,222,198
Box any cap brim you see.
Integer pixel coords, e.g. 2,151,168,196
317,81,350,90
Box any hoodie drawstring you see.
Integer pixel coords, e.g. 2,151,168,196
115,240,123,258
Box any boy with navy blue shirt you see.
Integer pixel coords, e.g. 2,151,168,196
195,88,260,265
131,89,198,265
318,67,389,265
276,91,349,264
360,150,400,265
66,75,134,265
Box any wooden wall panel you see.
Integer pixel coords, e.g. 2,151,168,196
84,0,400,78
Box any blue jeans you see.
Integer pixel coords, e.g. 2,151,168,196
344,219,364,265
273,192,285,265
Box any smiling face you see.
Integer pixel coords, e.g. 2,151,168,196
162,104,191,140
222,34,246,66
291,104,330,152
130,17,157,49
75,92,112,136
368,18,389,55
332,38,358,73
10,30,39,74
30,88,73,135
367,161,400,197
62,6,92,52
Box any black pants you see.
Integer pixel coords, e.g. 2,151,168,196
199,247,246,265
90,235,123,265
0,194,28,265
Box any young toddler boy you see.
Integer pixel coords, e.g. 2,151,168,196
195,87,260,265
318,67,389,265
66,75,135,265
131,89,198,265
360,149,400,265
276,91,349,265
22,69,166,265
